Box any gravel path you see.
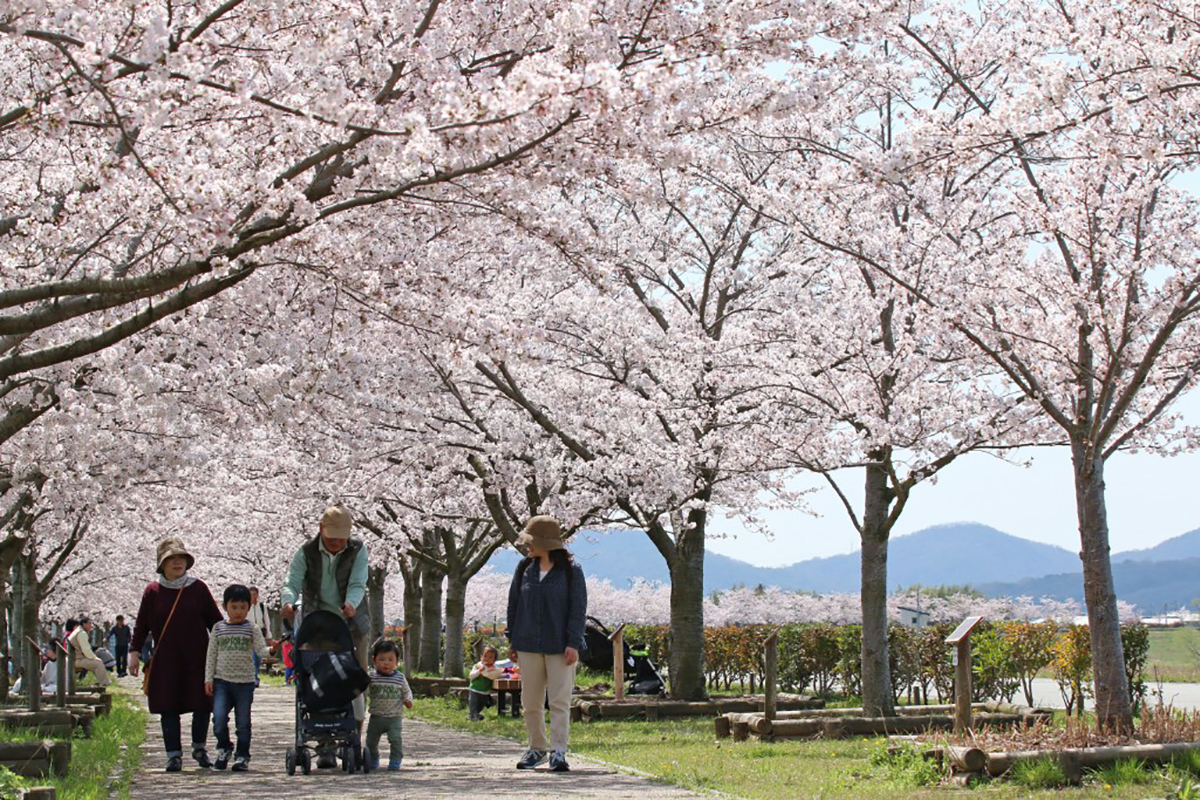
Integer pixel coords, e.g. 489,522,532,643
125,677,707,799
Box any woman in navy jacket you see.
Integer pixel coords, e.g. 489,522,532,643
506,515,587,772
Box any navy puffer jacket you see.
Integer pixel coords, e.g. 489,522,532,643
506,558,587,655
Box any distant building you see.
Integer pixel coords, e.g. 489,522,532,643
896,606,931,628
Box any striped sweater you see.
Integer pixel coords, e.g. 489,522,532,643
204,620,269,684
367,670,413,719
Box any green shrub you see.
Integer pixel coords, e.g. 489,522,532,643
1122,622,1150,715
1011,756,1069,789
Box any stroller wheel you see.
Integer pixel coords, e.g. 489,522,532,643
358,745,370,774
343,745,357,773
285,748,297,776
300,749,312,775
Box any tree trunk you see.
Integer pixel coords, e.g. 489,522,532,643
443,574,467,678
1071,443,1131,731
367,564,386,644
860,454,895,716
17,552,40,710
418,566,443,674
401,565,422,669
667,507,707,700
10,551,28,679
0,561,11,696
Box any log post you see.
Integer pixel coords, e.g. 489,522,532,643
610,623,627,701
66,644,75,696
54,638,66,709
25,637,40,712
763,628,779,721
945,616,984,736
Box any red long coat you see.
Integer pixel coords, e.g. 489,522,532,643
131,579,222,715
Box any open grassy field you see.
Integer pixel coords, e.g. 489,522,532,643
408,695,1199,800
1147,626,1200,683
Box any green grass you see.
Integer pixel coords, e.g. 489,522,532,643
0,691,146,800
1147,628,1200,683
1089,758,1151,787
51,692,146,800
408,694,1193,799
1011,756,1069,789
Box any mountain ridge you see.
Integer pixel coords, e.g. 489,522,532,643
481,521,1200,610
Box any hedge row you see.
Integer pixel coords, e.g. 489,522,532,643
622,621,1150,711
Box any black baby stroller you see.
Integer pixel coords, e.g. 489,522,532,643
580,617,666,695
285,610,372,775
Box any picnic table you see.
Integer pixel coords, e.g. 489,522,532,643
495,678,522,717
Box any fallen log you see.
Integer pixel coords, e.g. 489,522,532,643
946,745,986,773
771,703,988,720
985,741,1200,778
765,719,823,737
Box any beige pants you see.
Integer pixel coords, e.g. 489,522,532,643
517,651,575,753
75,656,110,687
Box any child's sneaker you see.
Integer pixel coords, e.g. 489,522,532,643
516,749,547,769
388,758,402,771
368,751,380,771
549,750,570,772
213,749,229,771
231,755,249,772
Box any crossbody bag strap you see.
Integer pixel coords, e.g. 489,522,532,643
146,583,186,671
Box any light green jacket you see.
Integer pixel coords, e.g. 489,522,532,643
280,539,369,620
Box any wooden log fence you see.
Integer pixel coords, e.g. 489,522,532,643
0,740,71,778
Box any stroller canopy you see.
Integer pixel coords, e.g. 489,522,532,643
295,609,355,653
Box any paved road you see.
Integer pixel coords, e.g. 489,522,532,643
125,678,707,799
1028,677,1200,711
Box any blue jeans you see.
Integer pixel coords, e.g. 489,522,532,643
212,679,255,760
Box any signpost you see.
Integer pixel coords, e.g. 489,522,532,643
945,616,985,734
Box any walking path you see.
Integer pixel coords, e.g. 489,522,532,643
1029,677,1200,711
125,678,707,799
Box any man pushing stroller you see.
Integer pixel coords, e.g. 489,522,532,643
281,505,371,768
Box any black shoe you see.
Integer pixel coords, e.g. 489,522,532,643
549,750,570,772
317,751,339,769
193,750,213,769
516,749,548,770
165,756,183,773
214,749,229,771
232,756,249,772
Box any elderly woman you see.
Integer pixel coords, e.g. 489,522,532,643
506,515,587,773
129,538,222,772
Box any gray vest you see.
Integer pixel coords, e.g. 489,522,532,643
301,536,369,633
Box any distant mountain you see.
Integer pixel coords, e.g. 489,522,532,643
483,522,1083,594
979,557,1200,612
1115,528,1200,563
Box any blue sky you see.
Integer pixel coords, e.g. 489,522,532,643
710,390,1200,566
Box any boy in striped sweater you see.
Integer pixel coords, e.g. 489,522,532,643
366,640,413,771
204,584,269,771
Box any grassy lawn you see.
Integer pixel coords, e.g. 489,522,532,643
409,695,1199,799
1147,627,1200,683
0,690,146,800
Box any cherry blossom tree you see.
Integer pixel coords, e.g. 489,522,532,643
770,0,1200,729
